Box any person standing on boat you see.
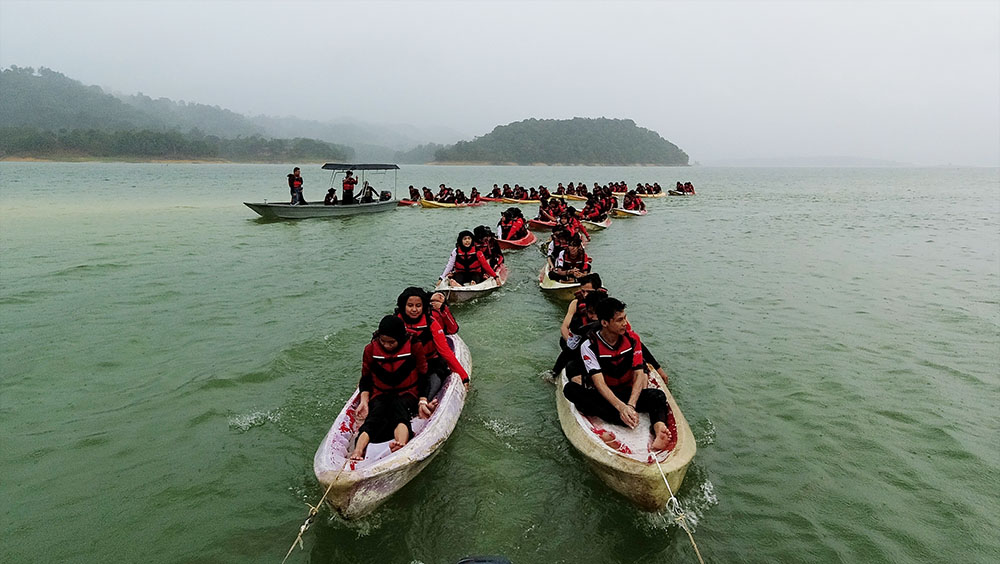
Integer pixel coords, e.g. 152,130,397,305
342,170,358,205
350,315,433,460
563,298,672,451
288,167,306,205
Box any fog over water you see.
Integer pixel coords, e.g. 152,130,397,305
1,0,998,166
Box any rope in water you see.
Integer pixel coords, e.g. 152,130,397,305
280,463,346,564
652,452,706,564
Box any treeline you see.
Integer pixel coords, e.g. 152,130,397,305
0,127,353,162
434,117,689,166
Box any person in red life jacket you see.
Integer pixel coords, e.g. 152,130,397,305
684,182,696,194
349,315,432,461
528,187,539,200
408,185,421,201
538,185,551,199
454,189,468,204
421,186,434,201
623,190,646,211
341,170,358,205
502,184,514,198
548,273,607,379
580,196,604,221
550,235,592,282
489,184,502,198
563,298,672,451
563,207,592,242
469,187,482,203
429,291,460,335
543,227,570,270
556,183,566,195
473,225,504,270
536,197,558,222
498,208,528,240
323,187,338,205
287,167,306,205
395,287,469,399
439,230,500,287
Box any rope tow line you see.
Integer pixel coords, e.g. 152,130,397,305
281,461,348,564
652,451,706,564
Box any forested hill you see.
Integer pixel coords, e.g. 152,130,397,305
0,66,352,162
433,118,689,166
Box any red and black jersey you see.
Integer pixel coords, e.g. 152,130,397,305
581,330,643,389
360,337,426,399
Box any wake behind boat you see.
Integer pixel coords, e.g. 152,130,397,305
245,163,399,219
555,368,696,511
313,334,472,519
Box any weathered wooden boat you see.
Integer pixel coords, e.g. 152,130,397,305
580,217,612,231
313,335,471,519
555,369,696,511
245,163,400,219
528,218,558,231
419,199,484,208
433,264,508,303
498,231,538,249
538,263,580,301
612,208,647,218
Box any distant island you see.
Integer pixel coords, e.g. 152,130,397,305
0,66,688,166
410,117,689,166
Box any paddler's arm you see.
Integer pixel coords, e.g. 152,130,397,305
430,319,469,384
560,300,579,340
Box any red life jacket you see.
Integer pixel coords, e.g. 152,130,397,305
343,177,358,191
291,177,303,189
560,249,591,272
587,330,640,389
368,337,419,399
399,312,433,348
453,246,483,274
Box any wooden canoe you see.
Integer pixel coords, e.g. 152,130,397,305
498,231,538,249
639,192,666,199
538,263,580,301
434,264,508,303
555,369,696,511
612,208,647,218
419,199,483,208
580,217,612,231
549,193,588,201
500,197,541,205
313,335,471,519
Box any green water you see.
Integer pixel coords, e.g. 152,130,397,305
1,163,998,563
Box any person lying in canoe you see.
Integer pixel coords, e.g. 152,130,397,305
429,291,459,335
563,298,673,451
395,287,470,399
550,235,592,282
439,230,501,287
350,315,433,460
473,225,504,270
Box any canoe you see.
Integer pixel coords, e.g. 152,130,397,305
481,197,505,203
555,368,696,511
501,198,541,205
667,191,695,196
398,199,420,207
527,219,558,231
550,193,588,201
639,192,666,199
538,263,580,301
581,217,612,231
244,199,396,219
612,208,647,218
419,199,483,208
434,264,508,303
313,335,471,519
498,231,538,249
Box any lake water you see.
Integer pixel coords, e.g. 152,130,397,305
1,163,998,564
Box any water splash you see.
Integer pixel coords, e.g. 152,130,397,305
228,408,281,432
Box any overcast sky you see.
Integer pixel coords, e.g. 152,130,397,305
2,0,998,165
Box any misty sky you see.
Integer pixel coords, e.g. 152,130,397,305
2,0,998,166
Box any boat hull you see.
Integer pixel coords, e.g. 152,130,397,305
612,208,647,218
528,219,557,231
538,264,580,301
581,218,612,231
245,200,396,219
418,199,483,208
434,265,508,303
314,336,471,519
498,231,538,249
555,370,696,511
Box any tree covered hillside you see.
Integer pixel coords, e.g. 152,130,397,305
434,118,689,165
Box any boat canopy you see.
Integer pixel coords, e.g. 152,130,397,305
322,163,400,171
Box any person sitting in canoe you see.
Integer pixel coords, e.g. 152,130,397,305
498,209,528,240
323,187,338,206
395,287,470,399
422,186,435,201
429,291,459,335
439,230,501,287
550,273,608,378
469,188,482,203
349,315,433,461
536,197,558,222
555,183,566,195
528,187,540,200
622,191,646,212
544,228,570,269
502,184,514,198
489,184,502,198
408,185,421,201
684,182,696,194
454,189,468,204
651,182,662,194
580,197,605,221
550,235,592,282
558,208,591,242
539,186,551,199
563,298,673,451
473,225,504,270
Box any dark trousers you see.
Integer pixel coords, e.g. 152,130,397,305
562,382,669,432
291,188,306,205
342,189,354,205
358,394,417,443
424,356,450,400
